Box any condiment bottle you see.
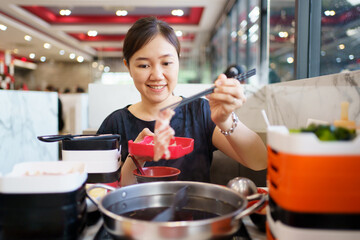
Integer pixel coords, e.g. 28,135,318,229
333,101,356,130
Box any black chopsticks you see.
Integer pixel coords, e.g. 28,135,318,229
160,68,256,111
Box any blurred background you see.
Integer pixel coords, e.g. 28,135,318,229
0,0,359,92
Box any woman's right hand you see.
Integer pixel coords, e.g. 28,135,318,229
132,128,154,163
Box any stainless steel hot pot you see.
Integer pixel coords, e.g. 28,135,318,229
87,181,266,240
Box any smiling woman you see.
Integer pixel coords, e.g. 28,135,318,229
97,16,267,187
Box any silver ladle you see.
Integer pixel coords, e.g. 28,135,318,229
227,177,268,213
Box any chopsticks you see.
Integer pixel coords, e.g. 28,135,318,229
129,154,145,175
160,68,256,111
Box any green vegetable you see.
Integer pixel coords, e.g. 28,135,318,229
290,124,356,141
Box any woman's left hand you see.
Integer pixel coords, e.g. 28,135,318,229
206,73,246,125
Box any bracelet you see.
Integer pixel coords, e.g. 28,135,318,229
219,112,239,136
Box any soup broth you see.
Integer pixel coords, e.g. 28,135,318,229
121,207,220,221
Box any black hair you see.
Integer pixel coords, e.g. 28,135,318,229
123,16,180,65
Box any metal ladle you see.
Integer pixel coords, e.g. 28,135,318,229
227,177,267,204
152,185,189,222
227,177,257,197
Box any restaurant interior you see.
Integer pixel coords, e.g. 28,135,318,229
0,0,359,239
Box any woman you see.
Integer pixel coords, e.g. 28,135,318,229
97,16,267,186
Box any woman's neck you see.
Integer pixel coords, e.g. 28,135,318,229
129,95,181,121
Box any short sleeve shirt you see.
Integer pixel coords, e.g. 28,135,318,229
97,98,217,182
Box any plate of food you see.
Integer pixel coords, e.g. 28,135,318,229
128,136,194,160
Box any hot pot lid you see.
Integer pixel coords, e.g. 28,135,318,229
0,161,87,194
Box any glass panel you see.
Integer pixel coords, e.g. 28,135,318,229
237,0,248,73
247,0,261,85
320,0,360,75
210,20,229,80
229,6,238,66
268,0,295,83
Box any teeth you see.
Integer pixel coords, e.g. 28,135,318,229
149,85,165,89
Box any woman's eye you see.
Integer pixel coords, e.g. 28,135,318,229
163,62,173,66
138,64,149,68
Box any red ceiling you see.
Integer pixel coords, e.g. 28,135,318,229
21,6,204,25
19,6,203,53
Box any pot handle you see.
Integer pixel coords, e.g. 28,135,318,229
234,193,268,221
86,184,116,207
37,134,73,142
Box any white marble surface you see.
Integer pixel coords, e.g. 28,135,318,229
0,90,58,175
237,70,360,132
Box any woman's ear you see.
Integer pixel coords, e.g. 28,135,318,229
123,59,129,69
123,59,132,77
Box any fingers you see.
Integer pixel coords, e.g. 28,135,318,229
134,128,154,143
211,77,247,106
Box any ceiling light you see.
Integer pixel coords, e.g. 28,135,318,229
59,50,65,55
69,53,76,59
324,10,336,16
250,34,259,43
59,9,71,16
336,57,341,63
349,54,354,60
87,30,98,37
116,10,128,16
338,44,345,50
24,35,32,41
249,6,260,23
346,27,359,37
77,56,84,63
43,43,51,49
321,50,326,56
175,31,183,37
92,62,98,68
98,64,104,71
287,57,294,64
29,53,36,59
278,31,289,38
230,31,237,38
240,20,247,29
40,56,46,62
171,9,184,16
249,24,259,35
0,24,7,31
104,66,110,72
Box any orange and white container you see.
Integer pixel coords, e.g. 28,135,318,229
266,126,360,240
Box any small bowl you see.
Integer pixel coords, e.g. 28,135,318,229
133,166,181,183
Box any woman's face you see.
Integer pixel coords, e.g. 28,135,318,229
126,34,179,105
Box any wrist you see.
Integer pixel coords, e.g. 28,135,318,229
218,112,239,136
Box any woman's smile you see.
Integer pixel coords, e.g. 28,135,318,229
147,84,167,91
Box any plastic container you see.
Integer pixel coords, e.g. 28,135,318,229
266,126,360,240
38,134,122,186
0,161,87,240
128,136,194,160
